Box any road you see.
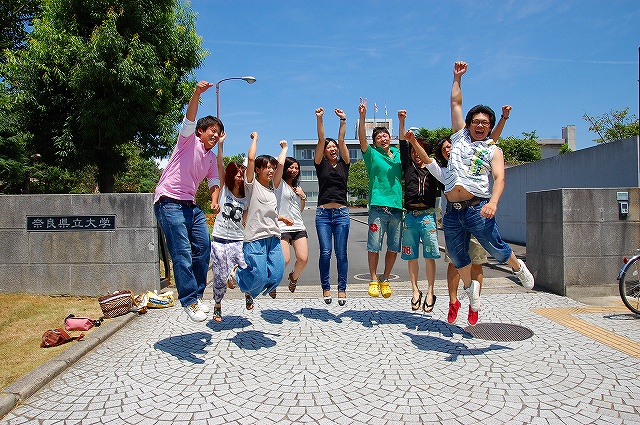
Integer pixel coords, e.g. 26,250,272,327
290,207,512,289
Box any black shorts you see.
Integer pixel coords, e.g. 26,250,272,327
281,230,308,242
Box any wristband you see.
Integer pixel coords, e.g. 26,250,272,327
501,115,509,120
340,118,346,121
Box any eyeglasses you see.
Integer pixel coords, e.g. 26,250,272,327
471,119,491,127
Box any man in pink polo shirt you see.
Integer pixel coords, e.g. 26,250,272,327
154,80,222,322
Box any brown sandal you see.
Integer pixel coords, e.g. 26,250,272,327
288,271,298,293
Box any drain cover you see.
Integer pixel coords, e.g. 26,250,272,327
464,323,533,341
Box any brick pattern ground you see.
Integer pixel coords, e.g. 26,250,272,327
2,284,639,425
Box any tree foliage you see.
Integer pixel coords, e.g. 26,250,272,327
414,126,453,155
583,107,639,144
0,0,41,61
347,159,369,200
1,0,206,192
558,143,572,155
497,130,542,164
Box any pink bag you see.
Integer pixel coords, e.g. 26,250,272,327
64,314,103,331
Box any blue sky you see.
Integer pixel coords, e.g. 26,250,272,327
183,0,639,158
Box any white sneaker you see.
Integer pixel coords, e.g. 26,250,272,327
465,280,481,312
514,259,535,289
184,302,207,322
198,299,210,314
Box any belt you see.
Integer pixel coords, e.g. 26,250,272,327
406,208,435,216
446,197,484,211
156,196,195,207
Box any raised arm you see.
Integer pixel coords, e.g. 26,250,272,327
398,110,409,168
489,105,512,141
314,108,326,165
450,61,467,133
404,130,433,165
273,140,288,189
335,108,350,164
210,131,226,213
358,97,369,153
186,81,213,122
246,132,258,183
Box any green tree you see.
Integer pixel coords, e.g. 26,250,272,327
498,130,542,164
414,126,452,154
0,0,41,62
583,107,639,144
558,143,572,155
2,0,205,193
347,159,369,201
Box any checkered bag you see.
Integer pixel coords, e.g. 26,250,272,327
98,290,135,318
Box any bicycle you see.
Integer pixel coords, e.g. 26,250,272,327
617,250,640,315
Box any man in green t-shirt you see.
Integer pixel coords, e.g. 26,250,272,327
358,98,403,299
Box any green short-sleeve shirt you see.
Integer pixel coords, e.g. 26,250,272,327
363,144,403,210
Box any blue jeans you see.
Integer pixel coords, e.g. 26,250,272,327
443,199,512,269
154,202,210,307
367,206,403,252
237,236,285,298
315,207,350,292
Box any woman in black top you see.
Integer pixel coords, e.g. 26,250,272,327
314,107,351,306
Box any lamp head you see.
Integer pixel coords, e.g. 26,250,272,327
242,76,257,84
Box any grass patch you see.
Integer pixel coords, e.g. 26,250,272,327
0,293,103,390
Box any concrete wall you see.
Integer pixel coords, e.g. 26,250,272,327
527,188,640,297
0,194,159,296
499,137,640,243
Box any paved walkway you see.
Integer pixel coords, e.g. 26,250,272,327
2,278,639,424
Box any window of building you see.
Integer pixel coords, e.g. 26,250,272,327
296,148,315,160
300,170,316,181
349,148,361,161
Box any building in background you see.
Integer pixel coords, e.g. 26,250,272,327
293,118,393,206
538,125,576,159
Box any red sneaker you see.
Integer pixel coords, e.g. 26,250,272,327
447,299,461,324
467,304,478,326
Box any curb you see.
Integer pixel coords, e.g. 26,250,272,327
0,313,137,418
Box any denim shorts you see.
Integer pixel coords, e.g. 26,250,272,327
401,210,441,260
443,199,512,269
444,235,488,265
367,206,403,253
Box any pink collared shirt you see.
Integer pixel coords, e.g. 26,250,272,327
153,117,219,204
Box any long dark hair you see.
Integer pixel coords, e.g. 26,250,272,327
283,156,300,186
434,137,451,167
224,162,246,197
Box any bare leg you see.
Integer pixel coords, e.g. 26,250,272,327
280,239,291,267
408,259,420,302
380,250,398,279
289,237,308,280
447,262,459,303
368,251,379,281
424,258,436,306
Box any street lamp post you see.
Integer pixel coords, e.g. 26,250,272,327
215,76,257,118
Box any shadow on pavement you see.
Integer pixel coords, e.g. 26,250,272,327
261,309,301,324
402,332,512,361
227,330,280,350
153,331,212,364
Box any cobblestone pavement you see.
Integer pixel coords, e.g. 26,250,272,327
2,280,640,424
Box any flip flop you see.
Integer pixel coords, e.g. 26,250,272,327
411,291,423,311
423,294,436,313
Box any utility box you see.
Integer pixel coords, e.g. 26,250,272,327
526,188,640,297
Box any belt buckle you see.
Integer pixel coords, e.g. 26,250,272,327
452,202,463,210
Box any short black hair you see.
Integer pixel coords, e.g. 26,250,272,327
196,115,224,136
465,105,495,132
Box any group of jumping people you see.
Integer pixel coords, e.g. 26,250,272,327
153,61,535,326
